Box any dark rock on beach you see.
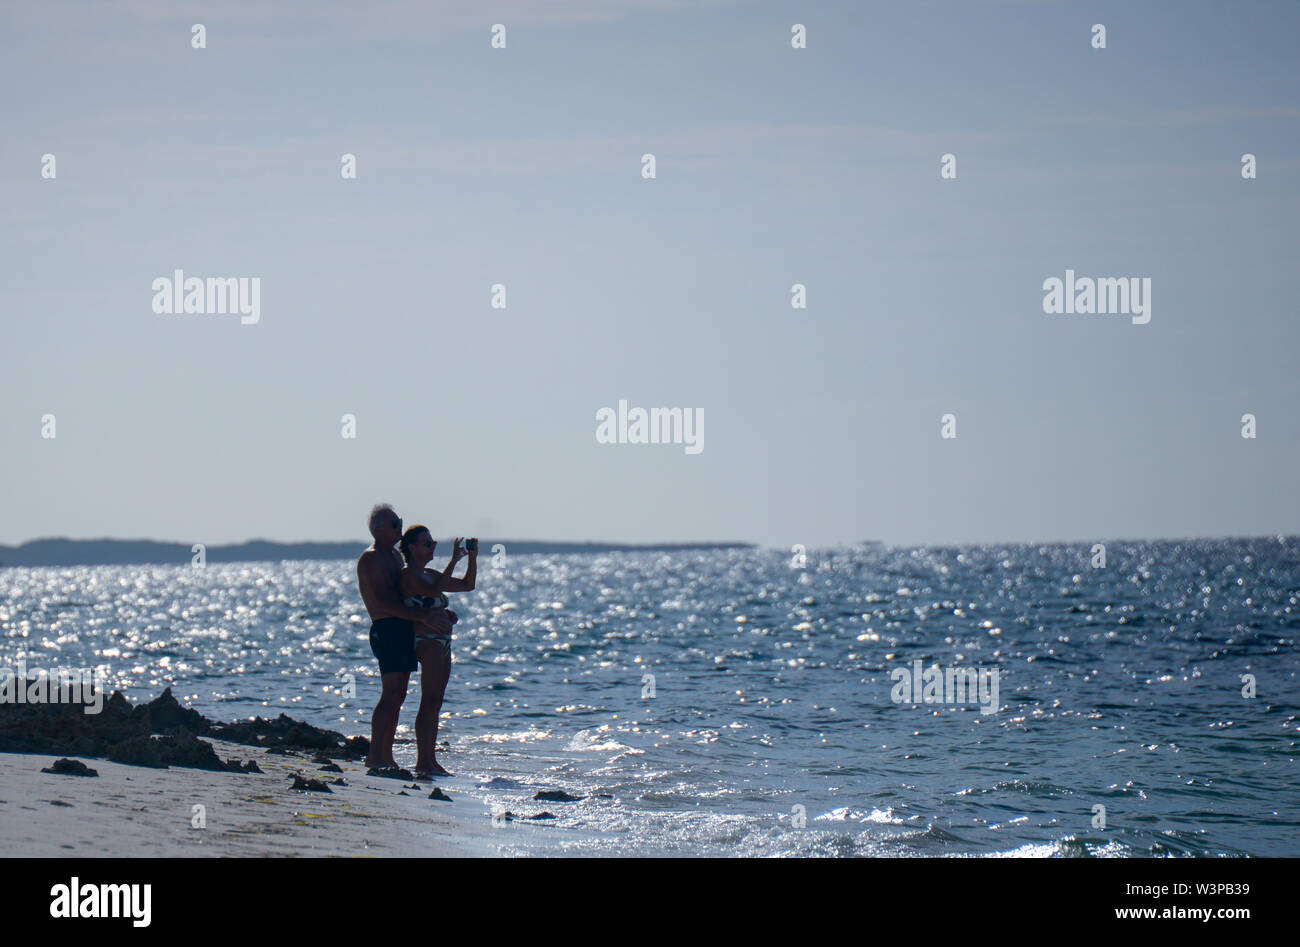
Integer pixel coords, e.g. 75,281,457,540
209,713,368,759
41,758,98,777
495,810,552,821
533,790,583,802
366,766,413,781
134,689,212,736
318,762,343,773
0,681,370,773
106,728,240,771
428,787,452,802
1,687,236,770
290,774,333,793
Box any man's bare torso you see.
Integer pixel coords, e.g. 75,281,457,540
357,545,404,621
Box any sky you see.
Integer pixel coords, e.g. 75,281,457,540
2,0,1298,549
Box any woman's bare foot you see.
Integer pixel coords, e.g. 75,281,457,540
419,761,452,778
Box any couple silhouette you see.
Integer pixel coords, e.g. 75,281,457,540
356,503,477,779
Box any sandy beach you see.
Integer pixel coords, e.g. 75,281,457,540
1,741,505,857
0,684,614,858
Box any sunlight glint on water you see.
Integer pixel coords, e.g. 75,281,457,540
3,540,1298,856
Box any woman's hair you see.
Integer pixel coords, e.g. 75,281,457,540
399,525,431,563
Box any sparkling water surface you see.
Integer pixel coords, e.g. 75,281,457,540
3,539,1298,856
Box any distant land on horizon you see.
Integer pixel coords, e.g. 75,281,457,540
0,538,758,568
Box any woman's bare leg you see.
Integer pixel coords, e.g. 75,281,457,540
415,642,452,776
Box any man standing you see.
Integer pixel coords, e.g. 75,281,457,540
356,503,451,774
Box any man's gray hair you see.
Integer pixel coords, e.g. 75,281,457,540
368,503,396,528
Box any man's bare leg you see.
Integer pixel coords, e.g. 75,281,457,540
414,643,452,777
367,672,409,769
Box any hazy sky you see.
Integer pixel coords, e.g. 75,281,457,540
2,0,1297,549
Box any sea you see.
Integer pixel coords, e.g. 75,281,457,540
3,538,1298,857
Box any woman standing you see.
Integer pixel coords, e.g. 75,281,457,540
398,526,477,778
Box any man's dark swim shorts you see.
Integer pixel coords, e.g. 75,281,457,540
369,617,417,675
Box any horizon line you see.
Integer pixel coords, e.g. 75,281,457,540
2,533,1296,551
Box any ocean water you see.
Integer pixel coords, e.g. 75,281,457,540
3,539,1298,857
